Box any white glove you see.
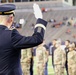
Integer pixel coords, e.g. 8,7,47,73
33,3,43,19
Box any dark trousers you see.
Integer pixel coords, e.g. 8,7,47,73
44,62,48,75
65,62,69,75
30,59,33,75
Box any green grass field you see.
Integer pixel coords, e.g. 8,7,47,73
33,56,67,75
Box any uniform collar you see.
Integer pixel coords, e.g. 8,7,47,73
0,25,7,29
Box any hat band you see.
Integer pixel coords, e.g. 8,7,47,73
0,11,15,16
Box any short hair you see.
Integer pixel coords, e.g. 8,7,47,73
66,40,70,43
73,42,76,47
53,39,57,41
56,39,61,44
69,44,73,48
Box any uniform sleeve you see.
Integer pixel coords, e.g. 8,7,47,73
21,50,27,62
11,18,47,49
74,52,76,63
44,48,49,64
62,50,66,67
27,48,32,58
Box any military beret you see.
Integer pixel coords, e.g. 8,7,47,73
0,4,16,16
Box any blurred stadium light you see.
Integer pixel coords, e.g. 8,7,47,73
19,18,25,28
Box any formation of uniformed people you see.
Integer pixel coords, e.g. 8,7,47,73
20,39,76,75
53,39,66,75
50,39,76,75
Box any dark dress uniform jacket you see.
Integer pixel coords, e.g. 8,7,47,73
51,46,56,67
0,19,47,75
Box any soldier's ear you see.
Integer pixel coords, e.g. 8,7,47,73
7,15,14,23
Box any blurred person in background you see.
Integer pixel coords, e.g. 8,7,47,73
36,41,48,75
65,40,70,75
50,39,57,67
54,39,66,75
68,44,76,75
21,48,32,75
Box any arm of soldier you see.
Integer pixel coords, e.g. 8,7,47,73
45,50,49,63
73,52,76,63
46,50,49,60
50,46,52,55
11,3,47,49
35,47,38,63
27,48,32,58
26,48,32,63
21,50,24,62
22,58,30,63
21,50,30,63
62,50,66,67
21,49,28,62
11,19,47,49
43,48,48,66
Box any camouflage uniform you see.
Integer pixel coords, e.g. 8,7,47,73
36,45,47,75
54,47,66,75
68,50,76,75
21,48,32,75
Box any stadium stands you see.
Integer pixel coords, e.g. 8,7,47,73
15,6,76,44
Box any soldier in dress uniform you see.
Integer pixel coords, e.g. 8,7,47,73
68,44,76,75
36,41,48,75
21,48,32,75
50,39,57,67
54,40,66,75
0,3,47,75
65,40,70,75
